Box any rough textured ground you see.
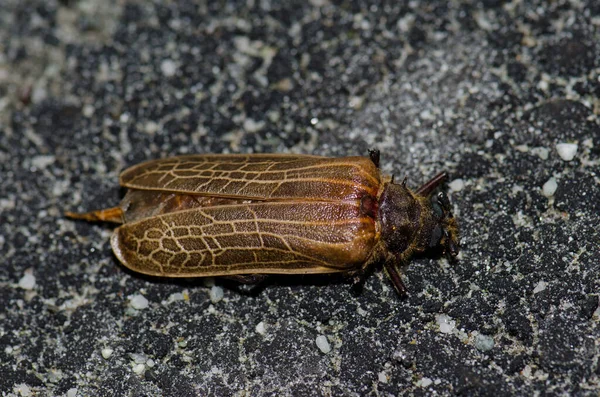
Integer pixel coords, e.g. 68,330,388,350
1,0,599,396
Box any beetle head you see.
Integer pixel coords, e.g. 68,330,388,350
378,182,459,260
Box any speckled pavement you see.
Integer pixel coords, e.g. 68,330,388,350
1,1,599,396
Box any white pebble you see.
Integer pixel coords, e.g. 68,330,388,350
144,120,159,135
542,177,558,198
356,307,368,317
101,348,114,359
474,333,495,351
348,96,364,109
83,104,95,117
449,178,464,192
233,36,252,53
47,368,63,383
129,294,149,310
14,384,31,396
18,272,36,290
419,377,433,388
31,155,55,170
160,59,177,77
255,321,267,335
435,314,456,334
209,286,224,303
130,353,147,364
166,291,185,304
531,147,549,160
132,363,146,375
67,388,78,397
243,118,265,133
32,85,47,103
315,335,331,354
555,143,578,161
146,358,155,368
378,371,388,383
533,281,547,294
419,109,434,121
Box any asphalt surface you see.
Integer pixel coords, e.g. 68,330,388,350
1,0,599,396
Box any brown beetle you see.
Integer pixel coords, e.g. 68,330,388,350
66,150,459,296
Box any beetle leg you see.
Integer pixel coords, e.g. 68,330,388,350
349,267,368,287
225,274,268,284
359,194,378,218
416,172,448,197
223,275,269,296
368,149,380,168
384,263,408,298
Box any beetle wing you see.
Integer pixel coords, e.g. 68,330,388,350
119,154,380,201
111,201,376,277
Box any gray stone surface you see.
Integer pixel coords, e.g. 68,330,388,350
1,0,599,396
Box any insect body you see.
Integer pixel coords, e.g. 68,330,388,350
66,151,459,296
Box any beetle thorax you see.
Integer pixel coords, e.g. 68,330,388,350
378,183,422,257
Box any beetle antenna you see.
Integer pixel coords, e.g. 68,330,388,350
416,172,448,196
